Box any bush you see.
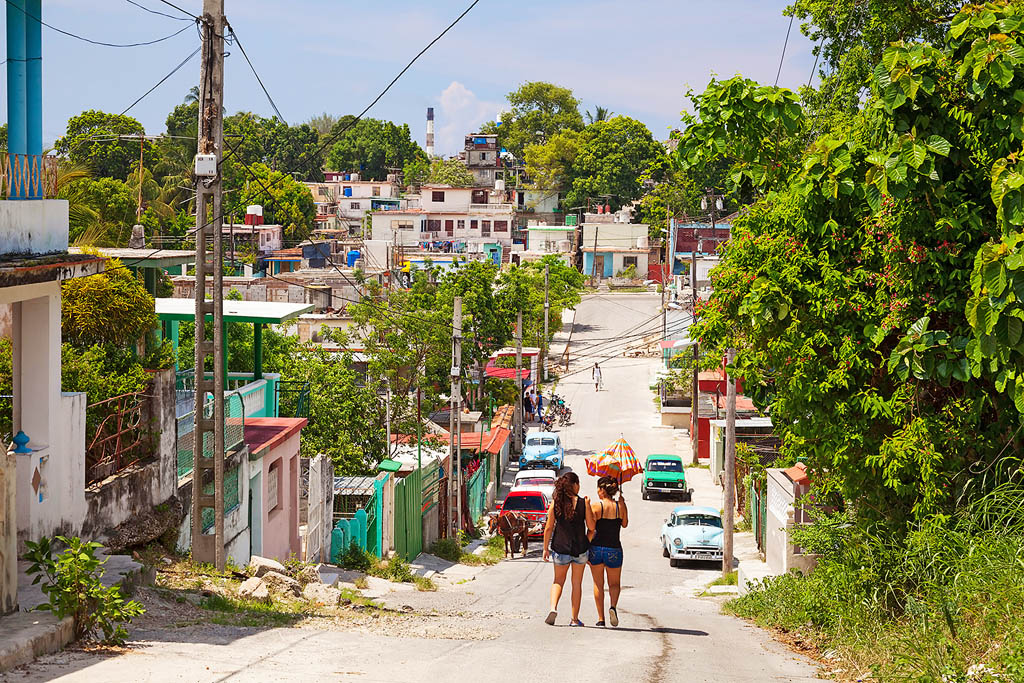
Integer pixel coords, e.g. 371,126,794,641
376,556,413,583
23,536,145,645
429,538,463,563
338,541,373,572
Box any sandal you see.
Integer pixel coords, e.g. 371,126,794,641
609,606,619,627
595,620,605,627
569,619,584,627
544,611,557,626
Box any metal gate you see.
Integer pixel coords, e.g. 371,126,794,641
394,468,423,562
306,453,333,563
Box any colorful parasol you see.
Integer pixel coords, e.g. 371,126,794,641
585,437,644,483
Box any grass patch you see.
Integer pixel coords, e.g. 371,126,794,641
727,487,1024,680
708,571,738,587
413,576,437,592
353,577,368,590
338,587,380,608
198,593,303,628
428,534,503,566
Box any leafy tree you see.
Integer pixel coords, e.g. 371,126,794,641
266,122,323,180
524,130,581,193
0,123,7,151
231,162,315,242
307,112,339,138
635,169,702,238
54,110,148,180
566,116,670,211
61,257,156,348
426,158,474,187
403,156,430,188
325,117,426,180
63,177,138,245
491,82,584,159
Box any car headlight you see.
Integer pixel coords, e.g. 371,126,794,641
673,538,682,547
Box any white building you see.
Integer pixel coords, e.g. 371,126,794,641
518,223,576,266
305,173,404,235
580,210,650,279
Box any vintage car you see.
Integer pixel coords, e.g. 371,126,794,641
519,432,563,471
498,489,550,536
642,454,692,501
660,505,724,567
512,469,558,498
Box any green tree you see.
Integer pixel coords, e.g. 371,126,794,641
426,158,474,187
325,117,426,180
585,106,613,124
566,116,670,211
307,112,339,138
492,82,584,159
524,130,581,194
61,257,156,348
634,170,702,238
403,156,430,188
54,110,148,180
63,177,138,245
231,162,315,242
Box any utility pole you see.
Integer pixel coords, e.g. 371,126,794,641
590,224,600,285
514,310,523,453
449,296,462,537
542,264,550,382
191,0,227,571
723,347,737,578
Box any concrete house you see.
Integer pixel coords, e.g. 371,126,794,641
462,133,502,187
305,174,403,235
581,211,650,279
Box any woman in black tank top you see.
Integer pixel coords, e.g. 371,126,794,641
542,472,595,627
588,476,629,627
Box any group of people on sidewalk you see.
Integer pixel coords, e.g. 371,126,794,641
523,388,545,423
542,472,628,627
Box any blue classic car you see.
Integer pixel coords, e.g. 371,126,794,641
519,432,563,471
660,505,724,567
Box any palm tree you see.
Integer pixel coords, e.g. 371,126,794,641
54,160,100,243
585,106,613,124
184,86,200,105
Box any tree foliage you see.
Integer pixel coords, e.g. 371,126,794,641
325,117,426,180
231,162,316,242
54,110,148,180
426,158,475,187
61,257,156,348
491,81,584,159
686,2,1024,528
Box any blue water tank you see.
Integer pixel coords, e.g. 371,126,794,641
343,187,353,197
347,250,361,267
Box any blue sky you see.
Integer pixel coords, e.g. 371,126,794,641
6,0,816,155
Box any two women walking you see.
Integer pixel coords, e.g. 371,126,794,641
542,472,628,627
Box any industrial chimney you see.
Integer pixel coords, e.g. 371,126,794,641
426,107,435,157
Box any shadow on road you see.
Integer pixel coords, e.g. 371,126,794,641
550,625,710,636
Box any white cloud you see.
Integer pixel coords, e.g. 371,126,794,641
433,81,502,156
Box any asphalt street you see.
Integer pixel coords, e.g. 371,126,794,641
4,294,824,683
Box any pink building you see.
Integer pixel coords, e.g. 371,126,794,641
243,417,307,562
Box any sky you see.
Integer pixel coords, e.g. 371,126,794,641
3,0,817,156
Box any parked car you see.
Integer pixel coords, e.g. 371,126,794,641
498,489,550,535
642,454,692,500
519,432,564,471
660,505,724,567
512,469,557,498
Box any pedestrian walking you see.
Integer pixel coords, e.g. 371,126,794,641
592,362,603,391
524,389,534,422
535,391,544,419
543,472,596,627
588,476,628,627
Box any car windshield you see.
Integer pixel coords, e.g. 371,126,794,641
516,478,553,487
648,459,682,472
503,495,546,511
674,514,722,528
526,437,556,447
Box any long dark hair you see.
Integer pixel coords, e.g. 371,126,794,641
553,472,580,520
597,476,619,499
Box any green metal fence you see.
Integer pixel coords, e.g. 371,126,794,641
395,468,423,562
177,392,246,479
467,455,490,524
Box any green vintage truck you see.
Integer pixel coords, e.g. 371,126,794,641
641,454,692,501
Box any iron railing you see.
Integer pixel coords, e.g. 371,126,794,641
86,391,149,485
1,153,59,199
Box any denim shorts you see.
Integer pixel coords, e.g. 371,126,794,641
551,551,588,566
588,545,624,569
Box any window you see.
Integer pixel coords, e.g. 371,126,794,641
350,202,360,210
427,219,442,233
318,187,326,197
393,219,415,231
647,459,682,472
456,220,465,231
470,220,479,231
502,494,547,512
445,220,454,235
494,220,508,232
623,256,638,268
268,460,281,512
432,191,446,202
481,220,491,236
372,186,380,197
480,152,488,161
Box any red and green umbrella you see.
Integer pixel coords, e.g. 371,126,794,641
585,437,644,483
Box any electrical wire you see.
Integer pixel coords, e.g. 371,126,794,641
118,44,202,117
4,1,195,48
125,0,192,21
155,0,199,20
775,14,795,88
225,23,288,125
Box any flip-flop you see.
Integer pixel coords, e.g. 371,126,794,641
609,606,619,627
569,619,584,627
545,611,557,626
595,620,605,627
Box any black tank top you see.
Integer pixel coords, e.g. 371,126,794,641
591,500,622,549
550,496,589,556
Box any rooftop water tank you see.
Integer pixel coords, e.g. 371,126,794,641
495,178,505,192
637,235,649,249
346,249,361,267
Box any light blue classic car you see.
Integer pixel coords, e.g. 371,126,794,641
519,432,563,471
660,505,724,567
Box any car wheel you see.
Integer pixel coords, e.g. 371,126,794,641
669,558,681,568
662,542,669,558
642,488,649,501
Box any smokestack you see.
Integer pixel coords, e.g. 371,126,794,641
426,107,435,157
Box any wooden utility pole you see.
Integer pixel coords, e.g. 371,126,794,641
590,224,600,284
514,310,523,453
723,347,737,578
192,0,227,571
542,264,550,382
449,296,462,537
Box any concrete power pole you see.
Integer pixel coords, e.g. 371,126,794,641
542,264,550,383
449,296,462,537
192,0,227,571
723,347,737,578
514,310,523,454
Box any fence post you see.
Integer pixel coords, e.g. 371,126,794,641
374,476,384,557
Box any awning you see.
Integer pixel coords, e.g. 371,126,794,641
155,298,314,324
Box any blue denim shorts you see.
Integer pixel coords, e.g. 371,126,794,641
551,551,588,566
588,545,624,569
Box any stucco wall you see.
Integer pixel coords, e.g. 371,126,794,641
765,469,819,576
0,199,70,257
258,432,302,562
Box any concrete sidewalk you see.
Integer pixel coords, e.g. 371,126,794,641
0,553,149,672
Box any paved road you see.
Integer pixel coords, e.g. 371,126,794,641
5,294,823,683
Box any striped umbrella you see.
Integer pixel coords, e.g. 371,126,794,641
585,437,644,483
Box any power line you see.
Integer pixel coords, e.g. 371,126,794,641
4,1,195,48
118,44,202,117
775,14,795,88
225,23,287,125
155,0,199,20
125,0,192,21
